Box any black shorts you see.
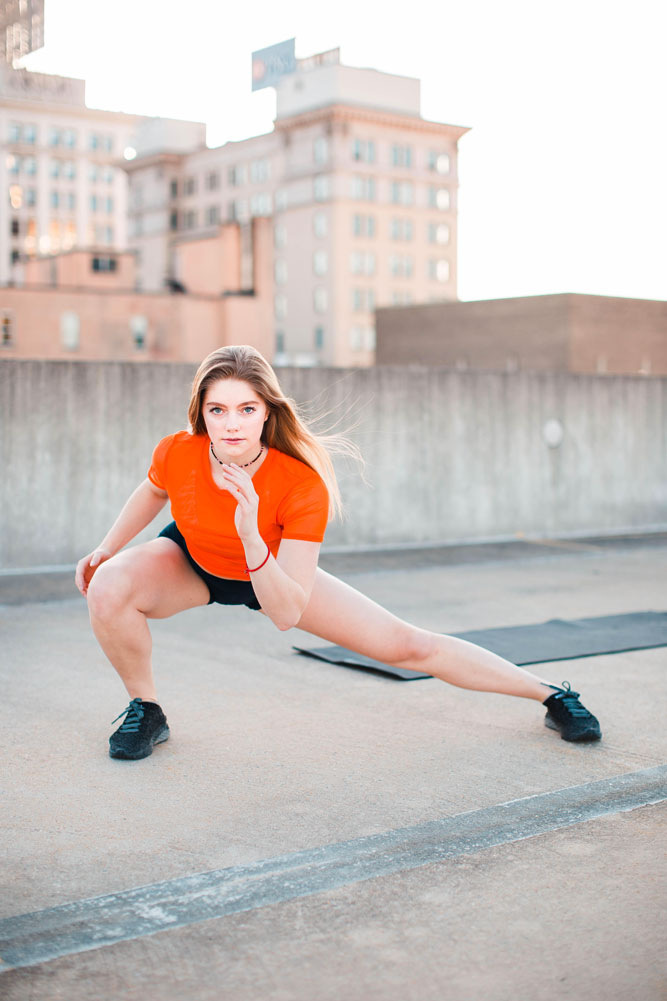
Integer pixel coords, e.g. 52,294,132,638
158,521,261,610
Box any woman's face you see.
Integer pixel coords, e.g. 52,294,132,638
202,378,268,463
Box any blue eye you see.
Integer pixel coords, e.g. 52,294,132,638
243,406,256,414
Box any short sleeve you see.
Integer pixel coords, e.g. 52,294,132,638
278,473,329,542
147,434,175,490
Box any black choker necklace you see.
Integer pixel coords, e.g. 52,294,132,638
210,442,264,468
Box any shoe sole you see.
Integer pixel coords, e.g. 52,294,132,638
109,725,170,760
544,716,602,742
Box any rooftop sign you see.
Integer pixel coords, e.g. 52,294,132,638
251,38,296,92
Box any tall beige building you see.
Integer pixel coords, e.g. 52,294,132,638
0,63,149,286
126,50,469,367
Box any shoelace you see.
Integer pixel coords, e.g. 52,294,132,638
553,681,593,718
111,698,145,732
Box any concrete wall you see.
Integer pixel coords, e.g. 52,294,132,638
1,360,666,569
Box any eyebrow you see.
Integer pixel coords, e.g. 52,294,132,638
205,400,260,407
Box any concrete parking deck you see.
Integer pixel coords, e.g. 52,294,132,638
1,533,666,1000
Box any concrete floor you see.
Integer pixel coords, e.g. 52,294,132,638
1,534,666,999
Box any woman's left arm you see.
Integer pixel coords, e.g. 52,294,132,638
222,462,321,630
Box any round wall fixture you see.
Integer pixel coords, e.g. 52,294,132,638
543,418,564,448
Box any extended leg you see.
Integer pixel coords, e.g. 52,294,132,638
296,570,553,701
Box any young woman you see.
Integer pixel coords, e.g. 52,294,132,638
76,345,601,760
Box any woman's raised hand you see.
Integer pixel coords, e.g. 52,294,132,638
220,463,260,541
75,548,112,596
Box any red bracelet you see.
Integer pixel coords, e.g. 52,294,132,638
245,543,271,574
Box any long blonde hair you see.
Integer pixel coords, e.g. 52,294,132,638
188,345,358,519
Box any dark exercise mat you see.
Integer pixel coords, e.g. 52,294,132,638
294,611,667,681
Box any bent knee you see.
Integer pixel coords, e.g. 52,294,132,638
87,559,135,619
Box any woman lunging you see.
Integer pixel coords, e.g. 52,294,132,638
75,345,601,760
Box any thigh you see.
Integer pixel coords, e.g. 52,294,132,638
295,568,431,665
90,538,211,619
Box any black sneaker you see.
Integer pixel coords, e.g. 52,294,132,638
109,698,170,760
543,682,601,742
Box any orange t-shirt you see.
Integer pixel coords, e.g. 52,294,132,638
148,431,329,579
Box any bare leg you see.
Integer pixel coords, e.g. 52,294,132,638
296,570,554,701
86,539,210,701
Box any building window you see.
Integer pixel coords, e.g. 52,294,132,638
275,188,288,212
314,175,330,201
313,286,328,314
389,254,413,278
390,181,414,206
350,251,376,276
8,122,20,142
314,326,325,350
103,166,114,184
10,219,19,237
250,192,272,216
429,187,450,210
313,212,327,238
276,331,285,354
104,136,114,153
352,213,376,238
170,179,178,199
274,259,288,285
229,199,248,221
351,175,376,201
184,210,197,229
249,159,270,183
89,164,99,183
52,191,60,209
206,205,220,226
349,325,376,352
428,151,450,174
313,137,329,164
352,139,375,163
26,188,36,207
428,222,450,244
274,293,287,320
10,249,20,265
206,171,220,191
60,311,80,351
391,144,413,168
274,223,287,249
130,315,148,350
1,312,14,348
428,258,450,282
228,164,247,186
92,256,118,272
63,160,76,180
170,210,178,231
313,250,328,276
88,133,99,151
391,218,414,241
184,177,196,196
50,159,60,179
63,129,76,149
49,128,61,147
391,290,414,306
352,288,376,313
24,156,36,175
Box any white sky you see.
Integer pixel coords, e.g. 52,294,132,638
22,0,667,302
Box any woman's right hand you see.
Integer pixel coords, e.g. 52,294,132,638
75,548,112,596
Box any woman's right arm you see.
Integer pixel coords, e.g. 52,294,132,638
75,478,169,595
